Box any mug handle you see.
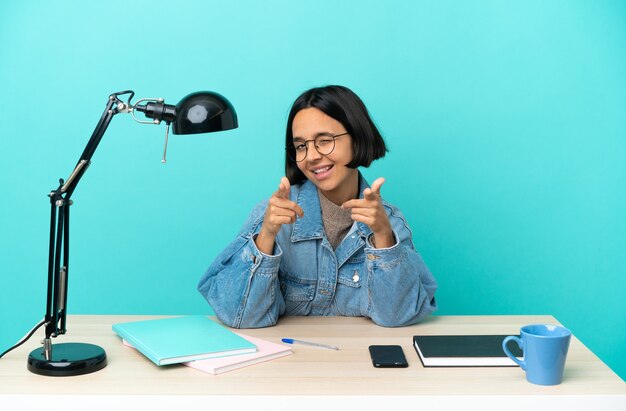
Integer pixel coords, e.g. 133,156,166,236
502,336,526,370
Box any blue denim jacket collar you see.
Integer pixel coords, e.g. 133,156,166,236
291,173,373,246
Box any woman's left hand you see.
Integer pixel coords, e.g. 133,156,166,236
342,177,395,248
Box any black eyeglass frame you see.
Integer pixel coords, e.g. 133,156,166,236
286,132,349,162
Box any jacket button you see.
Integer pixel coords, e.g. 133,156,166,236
352,273,359,282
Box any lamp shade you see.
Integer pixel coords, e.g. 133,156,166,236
172,91,238,135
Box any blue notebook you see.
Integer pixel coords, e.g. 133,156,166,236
112,316,256,366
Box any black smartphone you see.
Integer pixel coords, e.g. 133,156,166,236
369,345,409,368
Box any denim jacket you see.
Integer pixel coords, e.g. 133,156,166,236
198,174,437,328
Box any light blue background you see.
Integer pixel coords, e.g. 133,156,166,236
1,1,624,381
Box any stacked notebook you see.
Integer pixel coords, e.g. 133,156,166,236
413,334,523,367
112,315,291,373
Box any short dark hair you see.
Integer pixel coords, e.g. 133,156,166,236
285,85,388,185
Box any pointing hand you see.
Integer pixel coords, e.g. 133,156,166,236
342,177,394,248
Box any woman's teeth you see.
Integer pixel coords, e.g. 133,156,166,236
313,166,332,174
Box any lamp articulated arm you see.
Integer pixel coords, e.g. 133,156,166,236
43,91,134,349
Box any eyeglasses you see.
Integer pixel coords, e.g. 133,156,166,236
286,132,349,162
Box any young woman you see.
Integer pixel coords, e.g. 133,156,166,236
198,85,437,328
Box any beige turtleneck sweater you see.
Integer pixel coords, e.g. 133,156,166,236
318,190,355,249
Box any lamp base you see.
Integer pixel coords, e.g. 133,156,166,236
27,342,107,376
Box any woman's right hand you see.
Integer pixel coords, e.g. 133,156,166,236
255,177,304,254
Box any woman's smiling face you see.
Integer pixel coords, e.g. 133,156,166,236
292,107,359,205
